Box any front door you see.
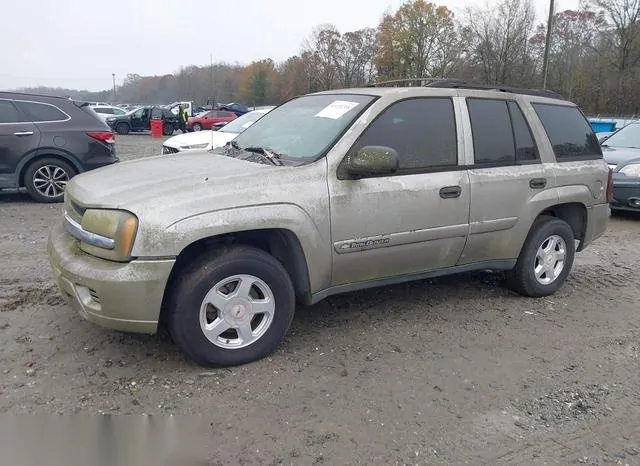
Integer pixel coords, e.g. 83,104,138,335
327,97,470,286
0,99,40,186
130,108,146,130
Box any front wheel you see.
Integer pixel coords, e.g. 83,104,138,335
192,123,202,132
506,216,575,297
167,246,296,367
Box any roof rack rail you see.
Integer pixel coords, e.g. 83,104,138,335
368,77,466,87
425,80,565,100
366,77,565,100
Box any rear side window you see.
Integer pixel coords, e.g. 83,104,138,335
532,103,602,160
16,101,68,122
467,98,539,164
0,100,24,123
508,102,538,161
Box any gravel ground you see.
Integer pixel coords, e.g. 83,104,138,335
1,134,640,465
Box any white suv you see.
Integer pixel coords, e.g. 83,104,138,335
90,105,127,123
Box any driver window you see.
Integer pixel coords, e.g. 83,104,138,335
351,97,458,172
133,108,144,118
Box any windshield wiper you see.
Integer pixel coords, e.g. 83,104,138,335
242,146,285,166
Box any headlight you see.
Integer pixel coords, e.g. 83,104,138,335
79,209,138,262
619,163,640,177
106,117,116,122
179,143,209,150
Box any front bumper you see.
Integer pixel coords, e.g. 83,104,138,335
611,175,640,211
47,221,175,334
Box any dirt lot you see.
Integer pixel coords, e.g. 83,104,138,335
1,133,639,465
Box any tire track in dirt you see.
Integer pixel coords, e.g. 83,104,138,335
0,284,64,311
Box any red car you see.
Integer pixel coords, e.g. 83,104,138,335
187,110,237,131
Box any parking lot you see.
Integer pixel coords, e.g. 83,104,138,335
1,134,639,464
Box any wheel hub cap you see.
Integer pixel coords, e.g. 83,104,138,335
199,274,275,349
534,234,567,285
33,165,69,198
224,299,251,325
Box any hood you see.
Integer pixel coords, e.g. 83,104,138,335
163,130,238,150
67,152,273,210
601,146,640,167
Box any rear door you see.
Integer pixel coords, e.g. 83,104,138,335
458,97,554,264
0,99,40,186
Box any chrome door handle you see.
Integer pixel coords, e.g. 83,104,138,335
13,131,34,136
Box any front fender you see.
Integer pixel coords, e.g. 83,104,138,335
131,203,331,294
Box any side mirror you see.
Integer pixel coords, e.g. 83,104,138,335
344,146,399,178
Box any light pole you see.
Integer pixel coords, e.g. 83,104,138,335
112,73,116,102
541,0,555,89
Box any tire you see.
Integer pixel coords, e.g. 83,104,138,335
192,123,202,132
23,158,76,203
116,122,130,135
163,124,174,136
167,246,296,367
506,216,576,297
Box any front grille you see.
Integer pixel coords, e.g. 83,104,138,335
64,194,85,224
162,145,179,155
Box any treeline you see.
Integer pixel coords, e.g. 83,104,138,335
15,0,640,115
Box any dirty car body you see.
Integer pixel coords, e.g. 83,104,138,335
48,84,611,367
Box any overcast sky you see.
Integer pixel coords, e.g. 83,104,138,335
1,0,579,91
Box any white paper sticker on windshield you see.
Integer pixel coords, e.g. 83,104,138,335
315,100,360,119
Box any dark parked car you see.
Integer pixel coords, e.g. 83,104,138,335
600,122,640,213
106,106,178,135
217,102,249,117
0,92,117,203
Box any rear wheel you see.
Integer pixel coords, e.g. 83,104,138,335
24,158,76,203
506,216,575,297
192,123,202,132
116,122,130,135
163,124,174,136
168,246,296,367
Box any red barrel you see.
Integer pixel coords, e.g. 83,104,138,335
150,119,163,138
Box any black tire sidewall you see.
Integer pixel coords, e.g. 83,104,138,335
163,125,174,136
169,248,295,367
116,123,129,135
513,218,576,296
24,158,76,203
193,123,201,131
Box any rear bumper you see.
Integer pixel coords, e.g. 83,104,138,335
47,221,175,334
611,176,640,211
579,203,610,251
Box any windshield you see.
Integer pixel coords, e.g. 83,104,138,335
602,123,640,148
226,94,376,160
220,109,273,133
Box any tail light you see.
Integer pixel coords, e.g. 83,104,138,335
606,167,614,203
87,131,115,144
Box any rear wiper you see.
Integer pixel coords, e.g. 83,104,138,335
242,146,284,166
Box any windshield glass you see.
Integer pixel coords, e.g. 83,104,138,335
220,109,273,133
226,94,376,160
602,123,640,148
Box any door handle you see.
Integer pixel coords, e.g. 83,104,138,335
529,178,547,189
439,185,462,199
13,131,34,136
